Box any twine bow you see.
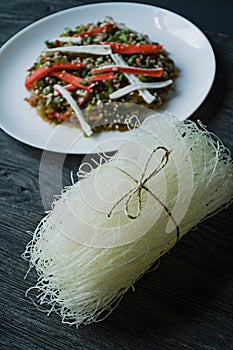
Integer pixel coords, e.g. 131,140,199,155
107,146,180,241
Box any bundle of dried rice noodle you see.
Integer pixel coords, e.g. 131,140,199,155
23,114,233,327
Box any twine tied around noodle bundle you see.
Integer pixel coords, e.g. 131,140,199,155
107,146,180,241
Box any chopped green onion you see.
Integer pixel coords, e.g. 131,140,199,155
43,86,52,95
34,63,43,69
79,80,89,86
55,57,67,63
35,80,45,88
108,86,114,94
64,27,72,34
86,36,93,44
118,73,124,82
119,34,127,41
146,58,153,68
136,35,144,42
75,25,82,33
85,103,92,112
105,35,113,42
45,61,51,67
81,69,88,78
44,40,52,46
73,71,82,77
45,95,53,106
96,93,103,100
53,97,64,104
138,74,147,81
122,28,129,34
96,57,104,63
127,55,138,65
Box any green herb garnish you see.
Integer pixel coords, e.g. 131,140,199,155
128,55,138,65
55,57,67,63
86,36,93,44
79,80,89,86
96,57,104,63
53,97,64,104
64,27,72,34
85,103,92,112
108,86,114,94
45,95,52,106
43,86,52,96
44,40,52,46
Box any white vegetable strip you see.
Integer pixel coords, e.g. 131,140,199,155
44,45,112,55
110,53,155,104
109,80,173,99
54,84,92,136
104,16,137,34
51,37,82,44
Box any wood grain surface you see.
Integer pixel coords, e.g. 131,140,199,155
0,1,233,350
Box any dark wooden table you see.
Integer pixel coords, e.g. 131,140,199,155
1,1,233,350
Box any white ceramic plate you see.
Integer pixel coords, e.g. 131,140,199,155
0,2,215,154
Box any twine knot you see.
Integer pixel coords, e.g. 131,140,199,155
107,146,180,241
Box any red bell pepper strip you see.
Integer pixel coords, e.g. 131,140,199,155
55,110,72,122
54,72,116,90
73,23,113,37
47,109,72,122
88,72,116,82
24,96,37,106
47,112,56,120
64,83,78,91
102,42,163,54
51,71,92,92
91,66,163,77
25,62,85,90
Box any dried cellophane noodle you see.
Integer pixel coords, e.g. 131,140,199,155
23,114,233,327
